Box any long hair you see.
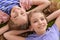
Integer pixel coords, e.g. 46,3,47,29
28,11,48,26
8,19,29,30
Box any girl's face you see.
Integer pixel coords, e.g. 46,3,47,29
10,7,28,26
30,13,47,35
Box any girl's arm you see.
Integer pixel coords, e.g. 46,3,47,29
55,15,60,31
46,9,60,31
3,30,29,40
4,34,25,40
0,24,9,35
46,9,60,22
27,0,50,14
4,30,29,35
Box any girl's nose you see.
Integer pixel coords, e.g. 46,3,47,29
39,20,42,24
21,13,26,16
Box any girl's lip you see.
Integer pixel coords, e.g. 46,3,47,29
38,25,45,29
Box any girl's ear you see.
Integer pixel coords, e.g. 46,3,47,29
10,7,16,18
10,6,19,17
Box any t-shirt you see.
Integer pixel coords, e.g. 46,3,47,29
26,24,59,40
0,0,20,15
59,32,60,39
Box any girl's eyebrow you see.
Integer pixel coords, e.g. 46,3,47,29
40,17,44,18
32,18,37,21
32,17,45,21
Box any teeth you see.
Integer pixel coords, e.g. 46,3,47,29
38,27,40,28
39,26,44,28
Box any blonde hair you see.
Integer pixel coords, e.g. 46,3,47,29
28,11,48,26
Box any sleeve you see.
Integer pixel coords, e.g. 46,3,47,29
26,38,33,40
49,24,59,34
59,32,60,38
25,35,42,40
26,37,42,40
0,0,19,15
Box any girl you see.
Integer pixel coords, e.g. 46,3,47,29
0,0,50,24
0,7,28,35
3,9,60,40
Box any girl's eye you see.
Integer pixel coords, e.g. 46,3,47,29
33,20,37,23
21,13,24,15
13,13,18,18
13,14,17,18
41,18,44,21
14,15,17,18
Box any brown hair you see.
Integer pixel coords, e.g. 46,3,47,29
8,19,29,30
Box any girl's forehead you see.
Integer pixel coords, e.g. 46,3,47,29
31,13,44,18
30,13,45,20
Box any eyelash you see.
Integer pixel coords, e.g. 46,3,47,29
14,16,17,18
33,20,37,23
21,13,24,15
14,12,18,18
33,18,44,23
41,18,44,21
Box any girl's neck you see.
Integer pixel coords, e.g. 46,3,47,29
36,30,46,36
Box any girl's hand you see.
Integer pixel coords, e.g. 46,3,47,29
0,10,9,24
20,0,32,10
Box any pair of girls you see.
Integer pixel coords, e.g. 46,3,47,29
0,0,50,24
3,9,60,40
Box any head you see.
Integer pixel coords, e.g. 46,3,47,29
28,11,48,35
8,6,28,30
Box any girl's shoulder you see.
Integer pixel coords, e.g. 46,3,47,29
38,24,59,40
47,24,59,34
